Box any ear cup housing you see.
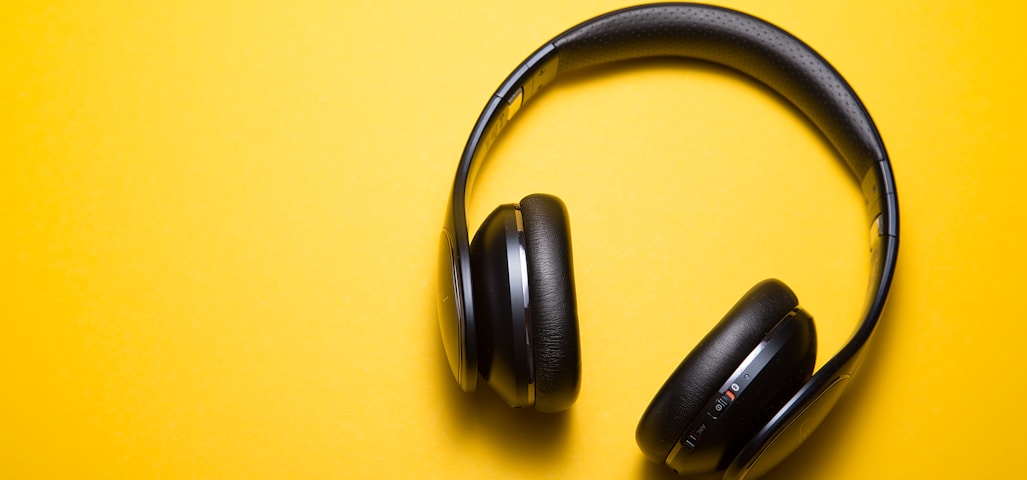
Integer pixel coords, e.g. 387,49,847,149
520,194,581,413
469,194,581,412
470,204,533,408
636,279,816,472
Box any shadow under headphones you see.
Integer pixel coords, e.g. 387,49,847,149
435,3,899,478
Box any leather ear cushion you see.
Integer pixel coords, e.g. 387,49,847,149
635,279,799,463
519,194,581,413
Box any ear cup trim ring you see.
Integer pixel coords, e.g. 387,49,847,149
514,208,537,406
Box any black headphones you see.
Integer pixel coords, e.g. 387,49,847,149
435,3,898,478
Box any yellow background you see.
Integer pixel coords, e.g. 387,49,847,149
3,1,1025,478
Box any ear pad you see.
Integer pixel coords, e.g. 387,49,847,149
635,279,806,464
520,194,581,413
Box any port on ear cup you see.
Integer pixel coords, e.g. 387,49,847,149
635,280,807,466
520,194,581,413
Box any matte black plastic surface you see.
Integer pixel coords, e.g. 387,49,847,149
728,375,850,479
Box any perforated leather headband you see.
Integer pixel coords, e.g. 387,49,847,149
441,6,898,473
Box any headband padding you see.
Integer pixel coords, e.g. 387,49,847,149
635,279,798,463
520,194,581,413
552,3,885,178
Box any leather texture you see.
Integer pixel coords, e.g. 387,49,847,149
635,279,799,462
552,3,885,179
519,194,581,413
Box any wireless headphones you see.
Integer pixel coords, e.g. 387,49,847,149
435,3,898,478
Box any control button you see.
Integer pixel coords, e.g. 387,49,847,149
684,423,707,450
708,394,733,419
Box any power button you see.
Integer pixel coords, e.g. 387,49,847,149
708,392,734,419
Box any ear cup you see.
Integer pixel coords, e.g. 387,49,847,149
635,279,802,464
520,194,581,413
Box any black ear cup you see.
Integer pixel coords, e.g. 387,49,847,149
636,279,816,474
520,194,581,413
470,202,532,408
469,194,581,412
